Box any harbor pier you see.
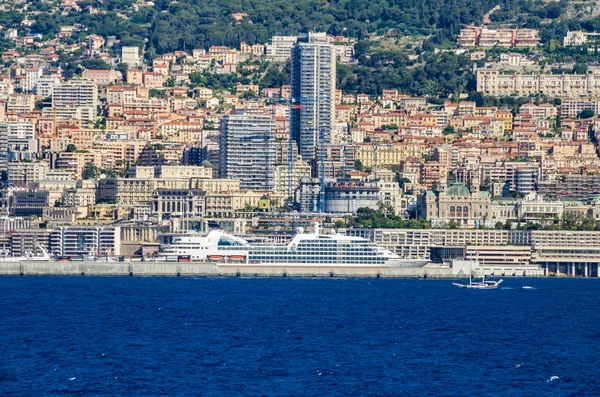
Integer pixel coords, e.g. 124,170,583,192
0,260,598,278
0,260,565,278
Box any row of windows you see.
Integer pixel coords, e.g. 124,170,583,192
251,257,386,264
253,250,380,257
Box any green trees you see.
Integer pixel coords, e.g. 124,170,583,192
81,59,112,71
83,161,130,179
354,207,430,229
149,89,167,98
82,162,100,180
572,62,588,75
334,220,345,229
395,177,411,189
39,0,525,55
578,109,595,119
259,62,290,89
116,63,128,77
443,125,456,135
30,13,59,37
337,52,475,98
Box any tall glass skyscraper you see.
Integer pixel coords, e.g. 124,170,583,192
290,32,336,161
219,113,275,191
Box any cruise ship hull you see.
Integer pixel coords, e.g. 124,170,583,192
217,259,429,268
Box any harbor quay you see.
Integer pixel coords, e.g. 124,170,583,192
0,261,452,278
0,260,557,278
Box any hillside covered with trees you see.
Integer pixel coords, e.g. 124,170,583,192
16,0,523,53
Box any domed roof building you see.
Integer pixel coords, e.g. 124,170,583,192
446,182,471,197
419,179,491,226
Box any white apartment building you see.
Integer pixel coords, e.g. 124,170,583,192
50,226,121,256
499,53,533,67
35,76,61,98
25,68,42,93
61,187,96,207
0,75,14,99
7,94,35,113
52,79,98,109
477,69,600,98
121,46,141,67
0,121,38,162
8,161,49,184
291,32,336,160
335,45,355,63
265,36,298,61
274,161,311,195
41,106,96,124
564,31,600,47
520,103,558,119
51,79,98,122
219,113,276,191
81,70,122,86
560,100,600,118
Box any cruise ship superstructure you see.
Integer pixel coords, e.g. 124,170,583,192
161,225,429,268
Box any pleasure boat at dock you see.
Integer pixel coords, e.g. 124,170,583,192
0,243,51,262
161,224,429,268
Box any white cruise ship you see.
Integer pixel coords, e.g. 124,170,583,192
161,225,428,268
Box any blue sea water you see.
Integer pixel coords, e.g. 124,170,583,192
0,277,599,396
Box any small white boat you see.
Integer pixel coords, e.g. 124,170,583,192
453,266,503,289
522,286,534,289
453,276,503,289
453,253,502,289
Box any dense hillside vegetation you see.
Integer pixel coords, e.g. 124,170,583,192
7,0,593,56
15,0,524,53
147,0,508,52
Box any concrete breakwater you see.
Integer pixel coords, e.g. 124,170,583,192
0,261,546,278
0,261,459,278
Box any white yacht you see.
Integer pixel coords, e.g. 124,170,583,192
0,243,51,262
160,225,429,268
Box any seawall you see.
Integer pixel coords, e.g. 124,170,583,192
0,261,545,278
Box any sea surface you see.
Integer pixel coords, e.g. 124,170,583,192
0,277,598,396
